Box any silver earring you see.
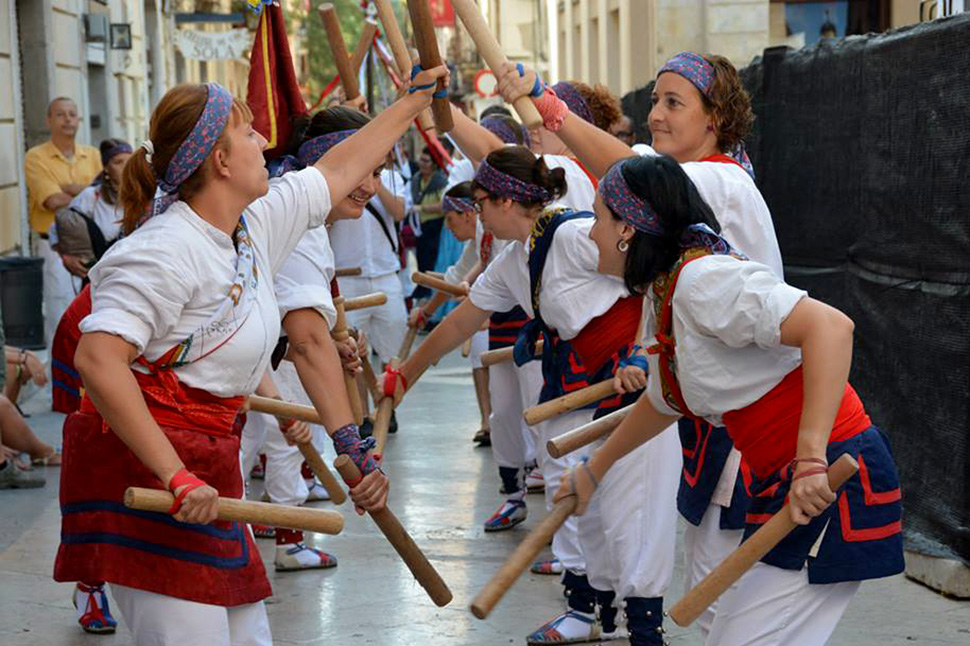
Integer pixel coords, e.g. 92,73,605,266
617,239,629,253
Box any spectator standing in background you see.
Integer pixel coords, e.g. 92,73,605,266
409,147,448,301
23,97,101,350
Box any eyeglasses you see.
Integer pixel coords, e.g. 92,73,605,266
472,196,488,214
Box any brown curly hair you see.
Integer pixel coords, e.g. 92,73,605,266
567,81,623,133
699,54,754,152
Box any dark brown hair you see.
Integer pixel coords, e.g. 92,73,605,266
568,81,623,132
701,54,755,152
120,84,252,234
444,181,473,200
472,145,567,208
302,105,371,141
609,155,721,294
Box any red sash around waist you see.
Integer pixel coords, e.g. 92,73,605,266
80,367,244,437
722,366,871,479
569,295,643,374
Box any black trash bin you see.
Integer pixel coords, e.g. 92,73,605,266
0,256,45,349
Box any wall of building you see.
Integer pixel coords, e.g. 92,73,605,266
0,0,158,253
552,0,767,98
0,0,27,253
553,0,656,96
655,0,769,70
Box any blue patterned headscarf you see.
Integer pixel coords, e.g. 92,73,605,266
600,162,661,236
552,81,594,125
600,157,739,255
101,141,133,166
442,196,476,214
474,159,551,204
149,83,234,219
297,129,358,167
481,116,529,147
658,52,754,178
658,52,715,96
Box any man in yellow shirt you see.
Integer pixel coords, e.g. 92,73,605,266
23,97,101,349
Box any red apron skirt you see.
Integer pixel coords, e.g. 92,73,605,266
53,372,271,607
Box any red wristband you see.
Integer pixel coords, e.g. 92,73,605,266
383,368,408,397
792,466,829,482
167,468,206,515
787,457,827,477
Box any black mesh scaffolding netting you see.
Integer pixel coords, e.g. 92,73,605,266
622,13,970,564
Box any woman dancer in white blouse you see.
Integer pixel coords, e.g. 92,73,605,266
554,154,903,646
53,70,447,646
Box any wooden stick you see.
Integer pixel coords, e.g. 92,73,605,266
335,267,362,277
546,404,633,459
347,328,382,403
480,340,543,368
398,325,419,361
249,394,321,424
351,18,378,76
246,395,348,504
342,291,388,312
333,296,365,425
373,0,434,131
319,3,360,100
480,346,513,367
124,487,344,535
668,454,860,627
334,456,453,606
372,357,398,454
471,496,577,618
405,0,454,132
451,0,543,129
523,379,617,426
297,442,349,505
411,271,468,298
461,338,472,357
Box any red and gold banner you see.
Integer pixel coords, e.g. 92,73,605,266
246,3,308,160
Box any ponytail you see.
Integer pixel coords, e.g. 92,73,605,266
530,156,567,203
119,147,157,234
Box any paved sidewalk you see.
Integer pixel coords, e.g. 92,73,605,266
0,349,966,645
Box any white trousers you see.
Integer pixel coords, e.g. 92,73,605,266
338,273,407,365
579,424,680,599
705,562,859,646
534,409,593,574
488,360,539,469
110,584,272,646
242,411,308,506
34,236,79,351
683,504,744,639
239,413,268,480
468,330,489,369
241,362,327,506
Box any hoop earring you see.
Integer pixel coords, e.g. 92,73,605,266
617,239,629,253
